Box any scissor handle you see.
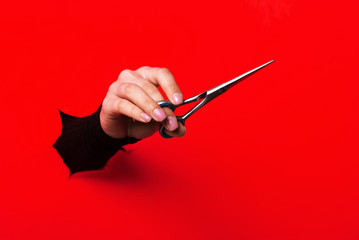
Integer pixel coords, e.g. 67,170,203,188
158,100,183,139
160,118,185,139
157,100,175,111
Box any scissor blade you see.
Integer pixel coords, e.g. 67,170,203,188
208,60,275,95
180,60,274,121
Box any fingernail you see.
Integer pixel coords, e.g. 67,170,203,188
173,93,183,105
153,108,166,121
167,116,178,131
140,113,151,122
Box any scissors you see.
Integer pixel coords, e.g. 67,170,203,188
158,60,275,138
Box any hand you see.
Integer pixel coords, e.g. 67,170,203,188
100,67,186,139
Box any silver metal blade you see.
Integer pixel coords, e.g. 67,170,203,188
207,59,275,95
180,60,275,121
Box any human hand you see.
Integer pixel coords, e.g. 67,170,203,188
100,67,186,139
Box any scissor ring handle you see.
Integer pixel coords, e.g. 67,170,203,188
158,100,175,111
158,100,185,139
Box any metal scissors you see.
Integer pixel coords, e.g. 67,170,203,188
158,60,275,138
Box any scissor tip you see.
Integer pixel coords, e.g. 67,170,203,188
260,59,275,68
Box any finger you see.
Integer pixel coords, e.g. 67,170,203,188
161,106,179,132
129,76,165,102
115,82,167,122
118,69,165,102
112,98,152,123
136,67,183,105
163,122,186,138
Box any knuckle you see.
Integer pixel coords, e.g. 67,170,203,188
159,67,171,76
137,66,151,71
108,82,117,93
119,82,135,96
120,69,131,76
118,69,132,79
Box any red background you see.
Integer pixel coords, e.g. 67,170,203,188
1,0,358,239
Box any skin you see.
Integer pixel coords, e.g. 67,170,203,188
100,66,186,139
